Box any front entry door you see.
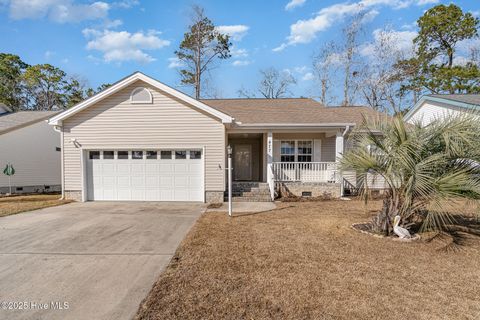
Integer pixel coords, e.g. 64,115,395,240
234,144,252,180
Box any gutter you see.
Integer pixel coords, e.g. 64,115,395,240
233,122,356,130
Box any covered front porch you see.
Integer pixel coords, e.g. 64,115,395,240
226,127,348,200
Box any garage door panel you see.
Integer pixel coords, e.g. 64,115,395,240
102,163,115,174
145,163,158,174
117,176,130,187
131,176,144,188
87,150,203,201
103,176,116,187
159,163,174,173
160,176,173,187
117,165,131,175
145,176,159,187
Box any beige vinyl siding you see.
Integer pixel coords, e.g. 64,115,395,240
62,80,225,192
407,100,466,126
0,121,60,187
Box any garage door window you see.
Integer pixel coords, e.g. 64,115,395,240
89,151,100,160
132,151,143,159
118,151,129,159
175,151,186,159
146,151,157,159
103,151,114,159
160,151,172,159
189,150,201,159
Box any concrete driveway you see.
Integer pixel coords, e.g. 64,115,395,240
0,201,205,320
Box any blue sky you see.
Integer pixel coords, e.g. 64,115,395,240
0,0,478,100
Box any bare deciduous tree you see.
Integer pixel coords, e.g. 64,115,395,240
340,12,366,106
312,41,338,105
358,27,412,114
238,67,297,99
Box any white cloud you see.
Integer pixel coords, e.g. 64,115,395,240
416,0,439,5
231,46,249,58
285,65,315,81
84,29,170,63
7,0,109,23
216,25,249,41
285,0,306,11
167,57,184,69
103,19,123,28
232,60,252,67
112,0,139,9
302,72,314,81
274,0,433,51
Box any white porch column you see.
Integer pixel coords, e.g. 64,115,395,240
335,131,344,162
336,131,345,195
267,131,273,164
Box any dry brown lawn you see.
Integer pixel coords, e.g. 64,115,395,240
0,194,72,217
136,200,480,320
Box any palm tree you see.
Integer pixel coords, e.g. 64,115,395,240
341,113,480,235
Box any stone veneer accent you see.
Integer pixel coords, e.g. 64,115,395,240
65,190,82,201
205,191,224,203
282,182,341,199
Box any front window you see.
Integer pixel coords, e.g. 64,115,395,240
297,141,312,162
280,141,295,162
280,140,313,162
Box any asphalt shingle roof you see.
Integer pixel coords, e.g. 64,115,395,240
427,94,480,107
0,111,59,135
201,98,385,125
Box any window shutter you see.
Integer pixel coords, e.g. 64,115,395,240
273,140,281,161
314,139,322,162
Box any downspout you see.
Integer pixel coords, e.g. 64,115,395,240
53,124,65,200
340,125,350,197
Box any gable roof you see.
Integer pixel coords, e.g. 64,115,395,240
202,98,385,127
0,111,59,135
48,72,234,126
404,94,480,121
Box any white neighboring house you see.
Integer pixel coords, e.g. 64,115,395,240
0,104,61,194
404,94,480,125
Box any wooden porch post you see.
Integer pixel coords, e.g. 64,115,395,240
336,130,345,196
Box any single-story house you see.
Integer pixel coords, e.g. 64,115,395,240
404,94,480,125
0,104,61,194
48,72,384,203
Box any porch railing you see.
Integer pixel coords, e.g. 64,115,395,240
271,162,338,183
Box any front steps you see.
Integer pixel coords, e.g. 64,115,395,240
224,182,272,202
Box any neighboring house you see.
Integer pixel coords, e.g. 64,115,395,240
48,72,385,203
404,94,480,126
0,106,61,194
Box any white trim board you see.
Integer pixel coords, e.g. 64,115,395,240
48,72,234,126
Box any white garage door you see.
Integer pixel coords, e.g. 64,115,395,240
86,150,203,201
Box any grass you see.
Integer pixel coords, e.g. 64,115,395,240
136,200,480,320
0,194,72,217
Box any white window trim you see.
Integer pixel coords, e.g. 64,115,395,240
279,140,314,162
130,87,153,104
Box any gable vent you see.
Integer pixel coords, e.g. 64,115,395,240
130,87,153,104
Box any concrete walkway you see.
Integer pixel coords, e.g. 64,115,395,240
0,201,205,320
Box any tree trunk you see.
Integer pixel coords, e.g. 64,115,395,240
321,79,326,105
